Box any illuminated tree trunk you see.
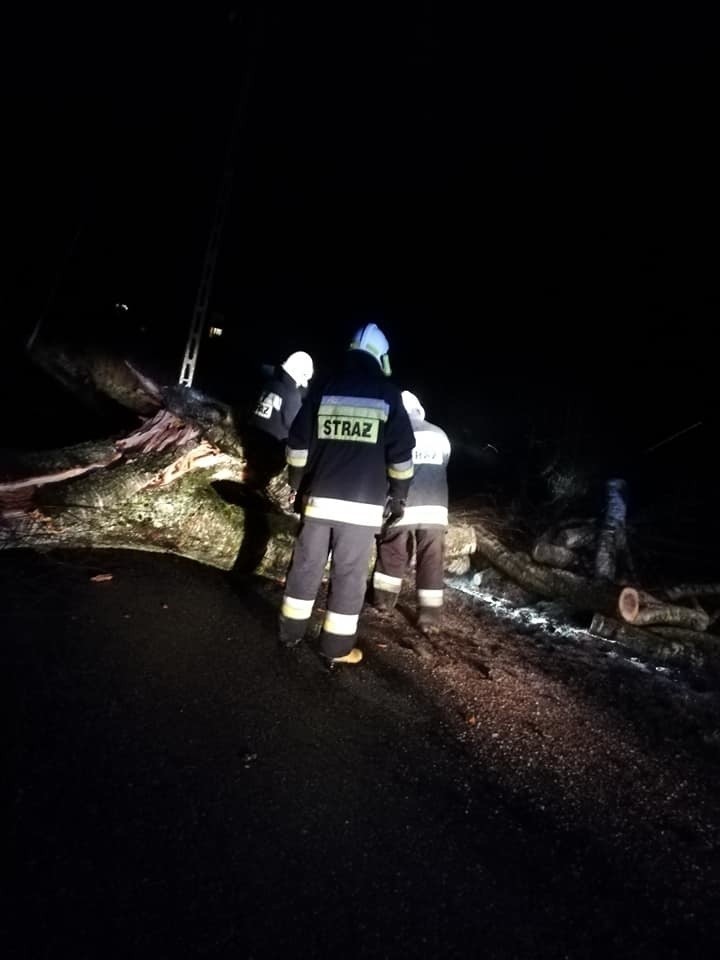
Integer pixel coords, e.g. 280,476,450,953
589,615,715,668
472,519,627,618
0,409,299,575
2,345,478,574
6,338,714,676
617,587,710,632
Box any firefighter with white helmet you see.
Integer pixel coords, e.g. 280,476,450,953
248,350,314,442
245,350,314,487
280,322,415,664
372,389,451,633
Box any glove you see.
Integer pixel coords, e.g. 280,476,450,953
382,497,405,528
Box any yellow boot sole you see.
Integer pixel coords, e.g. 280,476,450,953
331,648,363,665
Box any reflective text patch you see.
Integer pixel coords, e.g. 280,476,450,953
254,392,282,419
413,446,443,465
319,416,379,443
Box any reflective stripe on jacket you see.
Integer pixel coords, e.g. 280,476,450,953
286,352,415,528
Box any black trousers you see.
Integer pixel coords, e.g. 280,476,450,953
281,518,376,658
372,526,446,610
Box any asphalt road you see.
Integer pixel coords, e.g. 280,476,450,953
3,549,720,959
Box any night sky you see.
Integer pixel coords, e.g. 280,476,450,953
5,3,719,501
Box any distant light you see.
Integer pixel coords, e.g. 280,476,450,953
209,326,223,338
115,303,129,312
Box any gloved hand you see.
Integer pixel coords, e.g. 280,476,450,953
382,497,405,528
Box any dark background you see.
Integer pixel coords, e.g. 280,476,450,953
4,3,719,539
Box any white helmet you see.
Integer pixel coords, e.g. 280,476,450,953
401,390,425,420
282,351,314,388
349,322,391,375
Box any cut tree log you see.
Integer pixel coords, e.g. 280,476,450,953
665,583,720,602
589,614,711,667
645,625,720,648
618,587,710,632
473,520,627,618
555,524,596,550
531,542,577,569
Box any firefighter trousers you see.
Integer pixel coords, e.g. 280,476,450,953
372,526,446,612
280,518,376,658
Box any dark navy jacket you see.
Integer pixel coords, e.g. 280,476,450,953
248,367,305,442
286,352,415,529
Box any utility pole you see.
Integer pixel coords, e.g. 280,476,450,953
178,9,262,387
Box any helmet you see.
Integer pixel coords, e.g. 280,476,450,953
348,323,391,375
282,351,314,388
401,390,425,420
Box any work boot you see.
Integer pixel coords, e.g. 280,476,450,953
373,589,398,614
278,614,307,648
417,606,441,635
330,647,363,665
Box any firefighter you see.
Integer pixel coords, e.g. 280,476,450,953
372,390,451,633
279,323,415,665
245,351,314,488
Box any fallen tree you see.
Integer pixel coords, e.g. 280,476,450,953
1,346,477,576
588,614,718,668
3,342,715,669
0,402,299,576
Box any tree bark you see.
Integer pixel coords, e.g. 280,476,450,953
11,339,714,680
618,587,710,632
2,352,478,575
531,542,577,569
589,614,712,668
665,583,720,602
472,520,626,618
1,428,299,575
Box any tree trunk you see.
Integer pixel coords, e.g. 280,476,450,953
618,587,710,632
589,614,712,668
1,418,299,575
2,352,477,575
665,583,720,602
531,542,577,569
472,520,626,618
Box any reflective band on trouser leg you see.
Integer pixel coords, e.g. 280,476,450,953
375,527,413,583
284,519,332,605
417,588,444,608
320,524,376,659
279,596,315,645
320,611,359,659
323,611,359,635
372,571,402,593
281,596,315,620
321,609,359,659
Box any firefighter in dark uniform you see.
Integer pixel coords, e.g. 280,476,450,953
279,324,415,665
372,390,451,633
245,351,314,488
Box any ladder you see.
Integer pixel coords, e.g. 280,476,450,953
178,10,263,387
178,162,234,387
